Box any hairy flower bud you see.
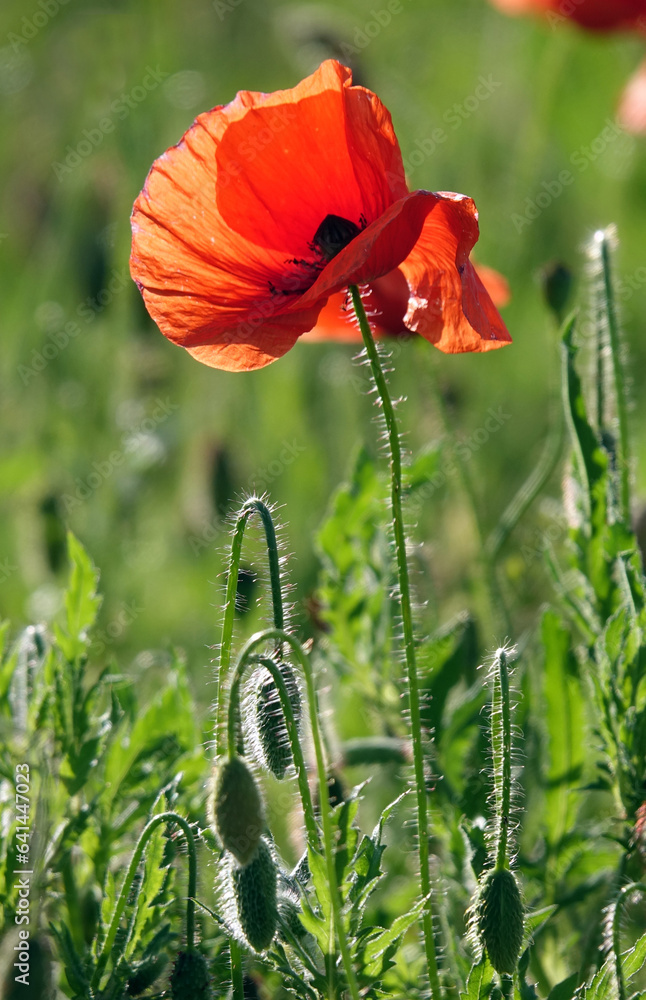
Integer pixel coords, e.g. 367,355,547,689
232,838,278,952
251,662,301,780
211,757,263,865
477,868,524,975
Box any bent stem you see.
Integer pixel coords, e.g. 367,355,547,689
226,651,319,852
236,628,360,1000
215,497,284,758
91,812,197,991
349,285,441,999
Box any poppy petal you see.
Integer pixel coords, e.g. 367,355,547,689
214,59,409,256
398,194,512,352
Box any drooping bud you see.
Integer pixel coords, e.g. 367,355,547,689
250,661,301,780
232,838,278,953
211,757,263,865
476,868,524,976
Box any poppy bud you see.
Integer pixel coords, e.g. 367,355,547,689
232,838,278,953
169,949,212,1000
250,662,301,780
540,261,573,322
211,757,264,865
477,868,524,975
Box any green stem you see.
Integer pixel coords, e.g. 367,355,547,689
494,649,512,872
235,628,360,1000
91,812,197,991
226,652,319,852
599,232,631,524
215,497,284,758
230,938,245,1000
349,285,441,999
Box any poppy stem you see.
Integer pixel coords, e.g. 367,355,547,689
233,628,360,1000
349,285,442,1000
215,497,284,759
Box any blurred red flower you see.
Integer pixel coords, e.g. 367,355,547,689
489,0,646,31
130,60,510,372
489,0,646,133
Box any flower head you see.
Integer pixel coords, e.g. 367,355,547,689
130,60,510,372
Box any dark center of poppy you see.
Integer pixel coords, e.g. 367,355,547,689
311,214,362,262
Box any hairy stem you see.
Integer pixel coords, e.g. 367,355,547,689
349,285,441,999
598,231,631,524
235,628,360,1000
91,812,197,991
227,651,319,852
215,497,284,757
493,649,513,872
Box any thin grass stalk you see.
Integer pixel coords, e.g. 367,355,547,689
349,285,441,1000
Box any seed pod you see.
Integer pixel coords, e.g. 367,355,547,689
169,949,211,1000
232,838,278,952
477,868,524,976
250,662,301,780
211,757,263,865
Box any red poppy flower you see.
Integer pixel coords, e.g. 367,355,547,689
303,262,510,342
130,60,510,372
488,0,646,32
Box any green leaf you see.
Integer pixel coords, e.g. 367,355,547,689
102,659,197,809
541,611,585,850
547,972,579,1000
403,443,442,495
362,896,426,978
55,532,102,662
461,955,496,1000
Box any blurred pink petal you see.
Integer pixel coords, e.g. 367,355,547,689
618,58,646,133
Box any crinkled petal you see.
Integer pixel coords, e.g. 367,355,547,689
399,194,512,353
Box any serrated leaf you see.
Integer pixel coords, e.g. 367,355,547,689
57,532,102,662
461,955,496,1000
362,896,426,977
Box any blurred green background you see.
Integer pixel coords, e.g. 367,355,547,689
1,0,645,687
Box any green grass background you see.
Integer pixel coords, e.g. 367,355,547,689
1,0,646,684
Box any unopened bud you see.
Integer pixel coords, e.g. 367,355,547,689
211,757,263,865
477,868,524,975
232,838,278,952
